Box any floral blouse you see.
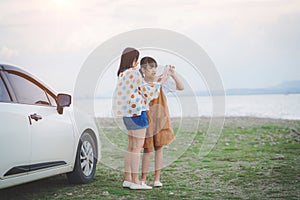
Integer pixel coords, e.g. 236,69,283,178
112,67,161,117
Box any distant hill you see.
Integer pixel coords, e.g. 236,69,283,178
273,80,300,90
187,80,300,96
224,80,300,95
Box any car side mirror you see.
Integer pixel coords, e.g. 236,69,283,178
57,93,71,114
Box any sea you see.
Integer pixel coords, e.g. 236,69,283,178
93,94,300,120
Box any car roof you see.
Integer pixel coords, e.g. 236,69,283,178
1,64,28,74
0,64,57,97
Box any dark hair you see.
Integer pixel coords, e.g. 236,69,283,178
140,56,157,69
117,47,139,76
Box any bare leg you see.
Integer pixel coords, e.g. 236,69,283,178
141,148,153,182
124,134,132,182
154,146,163,181
130,128,146,184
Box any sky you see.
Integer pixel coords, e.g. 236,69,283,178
0,0,300,94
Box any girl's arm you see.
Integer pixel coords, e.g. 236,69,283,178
168,66,184,90
171,73,184,90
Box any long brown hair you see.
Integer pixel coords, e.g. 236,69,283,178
117,47,140,76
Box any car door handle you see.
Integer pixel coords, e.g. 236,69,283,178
30,113,42,121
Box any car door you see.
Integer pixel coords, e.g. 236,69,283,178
5,70,75,173
0,71,32,180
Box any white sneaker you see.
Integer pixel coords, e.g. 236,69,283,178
153,181,163,187
130,183,152,190
122,181,132,188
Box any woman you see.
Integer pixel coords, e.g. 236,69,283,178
140,56,184,187
112,48,168,190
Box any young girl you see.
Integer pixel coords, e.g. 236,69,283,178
112,48,168,190
140,56,184,187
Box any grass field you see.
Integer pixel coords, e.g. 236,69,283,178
1,117,300,199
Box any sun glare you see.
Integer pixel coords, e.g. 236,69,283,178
52,0,71,9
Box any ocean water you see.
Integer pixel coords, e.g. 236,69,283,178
93,94,300,120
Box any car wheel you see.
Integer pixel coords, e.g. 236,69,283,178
67,132,97,184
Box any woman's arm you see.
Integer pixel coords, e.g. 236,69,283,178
130,68,161,101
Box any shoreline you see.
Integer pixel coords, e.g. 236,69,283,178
94,94,300,120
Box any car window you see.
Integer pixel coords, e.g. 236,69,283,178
47,92,57,106
0,75,11,102
7,72,51,106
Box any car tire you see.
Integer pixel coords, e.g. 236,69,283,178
67,132,97,184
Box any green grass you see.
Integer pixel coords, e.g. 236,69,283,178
1,117,300,199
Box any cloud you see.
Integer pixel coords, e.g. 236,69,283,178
0,46,19,58
0,0,300,91
1,0,299,54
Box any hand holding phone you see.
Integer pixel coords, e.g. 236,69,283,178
164,65,175,76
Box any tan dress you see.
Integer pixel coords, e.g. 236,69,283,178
143,87,175,149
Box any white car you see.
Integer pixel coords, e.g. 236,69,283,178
0,64,101,189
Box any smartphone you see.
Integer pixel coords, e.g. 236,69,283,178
163,65,170,75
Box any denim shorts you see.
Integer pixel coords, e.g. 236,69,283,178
123,111,149,130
